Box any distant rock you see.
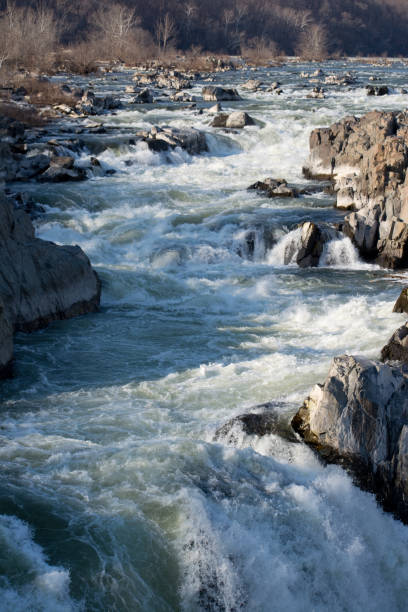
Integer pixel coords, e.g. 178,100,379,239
366,85,389,96
144,126,207,155
133,88,153,104
241,79,262,91
211,111,255,128
248,177,298,198
202,86,241,101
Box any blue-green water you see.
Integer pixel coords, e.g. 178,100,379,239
2,60,408,611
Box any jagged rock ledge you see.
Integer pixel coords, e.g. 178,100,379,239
303,110,408,268
292,328,408,523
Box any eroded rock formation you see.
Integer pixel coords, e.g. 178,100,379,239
303,110,408,268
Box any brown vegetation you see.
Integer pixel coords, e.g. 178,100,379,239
1,0,408,75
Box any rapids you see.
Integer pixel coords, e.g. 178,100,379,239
2,60,408,611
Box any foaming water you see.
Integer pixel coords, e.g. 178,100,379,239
3,60,408,610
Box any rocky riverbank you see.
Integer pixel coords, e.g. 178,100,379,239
0,111,102,377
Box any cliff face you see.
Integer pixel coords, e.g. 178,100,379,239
0,192,101,378
303,110,408,268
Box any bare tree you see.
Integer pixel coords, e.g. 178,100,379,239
92,3,138,58
296,23,329,61
155,12,177,54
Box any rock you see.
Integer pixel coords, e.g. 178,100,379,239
214,403,299,444
170,91,196,102
210,113,229,128
145,127,207,155
307,87,325,99
133,88,153,104
366,85,389,96
393,287,408,313
381,323,408,363
38,164,86,182
303,110,408,268
296,221,340,267
225,111,255,128
15,154,50,180
207,103,222,114
292,354,408,523
201,86,241,101
248,177,298,198
0,296,13,378
241,79,262,91
76,90,122,114
0,192,101,376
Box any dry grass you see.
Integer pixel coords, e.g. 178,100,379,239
0,102,46,126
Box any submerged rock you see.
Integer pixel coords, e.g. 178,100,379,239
215,403,299,444
292,354,408,523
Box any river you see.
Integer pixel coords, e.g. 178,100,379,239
1,59,408,611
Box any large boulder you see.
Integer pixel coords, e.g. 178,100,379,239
202,86,241,101
211,111,255,129
292,354,408,523
0,192,101,376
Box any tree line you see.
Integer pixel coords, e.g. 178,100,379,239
1,0,408,71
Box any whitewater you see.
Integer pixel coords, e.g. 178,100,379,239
2,60,408,611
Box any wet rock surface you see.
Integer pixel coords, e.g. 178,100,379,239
215,403,299,444
292,354,408,523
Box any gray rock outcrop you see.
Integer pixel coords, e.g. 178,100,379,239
303,110,408,268
292,355,408,523
0,192,100,378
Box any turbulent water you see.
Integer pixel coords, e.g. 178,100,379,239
2,60,408,611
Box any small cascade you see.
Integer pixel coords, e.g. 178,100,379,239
319,236,363,267
266,227,302,265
